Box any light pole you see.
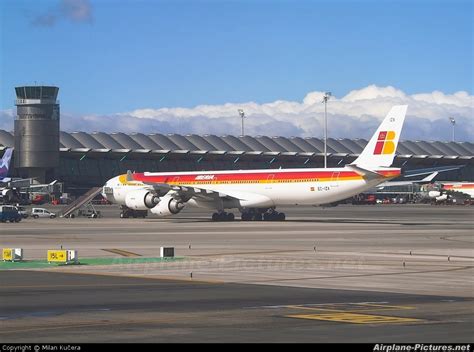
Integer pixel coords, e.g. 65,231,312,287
449,117,456,142
238,109,246,137
322,92,331,168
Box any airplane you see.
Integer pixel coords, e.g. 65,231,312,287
102,105,408,221
0,148,13,183
1,148,59,204
375,164,464,190
424,182,474,202
0,148,19,202
441,182,474,198
376,171,439,189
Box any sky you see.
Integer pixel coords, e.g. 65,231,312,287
0,0,473,141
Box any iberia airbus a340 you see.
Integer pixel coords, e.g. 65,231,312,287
102,105,407,221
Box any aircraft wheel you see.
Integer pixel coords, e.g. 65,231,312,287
226,213,234,221
277,212,286,221
212,213,220,221
263,211,281,221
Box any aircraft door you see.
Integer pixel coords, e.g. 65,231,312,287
330,172,340,187
265,174,275,190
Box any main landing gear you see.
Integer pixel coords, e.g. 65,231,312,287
241,208,286,221
211,208,286,222
211,212,235,222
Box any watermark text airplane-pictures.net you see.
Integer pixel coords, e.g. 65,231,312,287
102,105,408,221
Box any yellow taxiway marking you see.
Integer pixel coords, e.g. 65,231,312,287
286,312,422,324
101,248,141,257
285,303,415,313
283,303,422,324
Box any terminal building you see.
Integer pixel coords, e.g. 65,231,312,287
0,86,473,194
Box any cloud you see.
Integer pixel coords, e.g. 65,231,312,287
1,85,473,143
32,0,93,27
0,110,15,131
60,0,93,22
111,84,473,141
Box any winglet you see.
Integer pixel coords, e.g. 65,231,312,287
420,171,438,183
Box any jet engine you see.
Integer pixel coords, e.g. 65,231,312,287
150,195,185,217
428,190,441,198
124,190,159,210
1,189,19,203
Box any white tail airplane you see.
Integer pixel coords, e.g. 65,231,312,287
102,105,408,221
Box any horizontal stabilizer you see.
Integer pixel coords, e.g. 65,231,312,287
346,164,381,180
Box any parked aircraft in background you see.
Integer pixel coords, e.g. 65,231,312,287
441,182,474,198
376,164,464,190
0,148,13,183
425,182,474,202
1,148,59,204
102,105,408,220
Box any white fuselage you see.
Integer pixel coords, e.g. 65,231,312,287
103,166,399,210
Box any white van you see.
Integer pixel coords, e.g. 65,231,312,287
31,208,56,219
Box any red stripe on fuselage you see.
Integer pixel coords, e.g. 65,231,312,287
443,183,474,190
130,169,401,183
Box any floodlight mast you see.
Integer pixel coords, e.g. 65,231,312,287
449,117,456,142
238,109,246,137
322,92,332,168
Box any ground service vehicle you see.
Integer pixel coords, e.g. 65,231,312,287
31,208,56,219
0,205,22,223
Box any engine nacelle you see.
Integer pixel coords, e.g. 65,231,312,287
125,190,159,210
150,195,185,217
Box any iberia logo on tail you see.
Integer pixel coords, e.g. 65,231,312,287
374,131,396,155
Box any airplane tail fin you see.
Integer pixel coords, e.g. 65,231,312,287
0,148,13,178
351,105,407,169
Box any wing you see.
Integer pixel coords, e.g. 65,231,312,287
127,170,236,201
127,171,273,208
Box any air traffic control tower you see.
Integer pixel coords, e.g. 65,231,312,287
14,86,60,183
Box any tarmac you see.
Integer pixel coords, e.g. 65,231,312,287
0,204,473,342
